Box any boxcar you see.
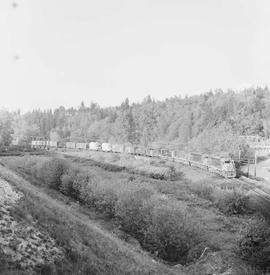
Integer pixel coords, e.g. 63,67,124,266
101,143,112,152
112,144,125,153
189,152,203,163
145,148,154,157
66,142,76,149
125,145,135,154
89,142,101,151
49,141,59,148
160,149,172,158
134,146,146,156
76,143,89,150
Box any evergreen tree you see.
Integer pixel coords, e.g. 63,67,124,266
116,98,136,143
0,110,13,147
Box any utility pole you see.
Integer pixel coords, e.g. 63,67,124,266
254,150,257,177
247,158,249,177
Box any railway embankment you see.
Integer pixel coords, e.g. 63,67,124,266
0,162,180,275
0,176,63,273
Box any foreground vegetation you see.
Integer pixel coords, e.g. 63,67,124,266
2,153,270,274
0,162,177,275
188,179,270,273
6,156,202,264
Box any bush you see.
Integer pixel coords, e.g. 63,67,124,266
66,171,119,217
60,174,74,195
38,158,69,189
132,165,177,180
66,171,91,201
105,154,120,163
189,181,213,200
115,187,155,240
142,203,201,263
116,189,202,264
59,167,80,196
93,185,118,217
215,190,249,215
99,162,124,172
238,217,270,270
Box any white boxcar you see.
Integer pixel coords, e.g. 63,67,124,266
31,140,37,147
32,140,46,147
37,140,46,147
101,143,112,152
89,142,101,151
49,141,59,147
125,145,135,154
66,142,76,149
112,144,125,153
76,143,89,150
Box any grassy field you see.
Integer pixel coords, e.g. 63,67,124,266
0,153,266,274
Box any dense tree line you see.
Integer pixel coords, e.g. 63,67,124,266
2,86,270,155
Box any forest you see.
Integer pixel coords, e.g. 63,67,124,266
1,86,270,156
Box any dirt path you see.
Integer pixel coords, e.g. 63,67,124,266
0,163,179,275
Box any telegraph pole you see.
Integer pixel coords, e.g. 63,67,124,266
254,150,257,177
247,158,249,177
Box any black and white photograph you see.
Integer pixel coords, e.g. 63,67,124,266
1,1,270,274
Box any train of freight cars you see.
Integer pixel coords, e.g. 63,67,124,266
31,140,236,178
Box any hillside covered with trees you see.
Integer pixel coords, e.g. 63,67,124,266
2,86,270,156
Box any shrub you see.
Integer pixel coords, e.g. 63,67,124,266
115,187,155,240
71,171,92,201
38,158,69,189
215,190,249,215
142,203,201,263
133,165,177,180
70,172,119,218
238,217,270,270
116,189,202,264
60,174,74,195
99,162,124,172
105,154,120,162
59,167,80,196
93,185,118,217
189,181,213,200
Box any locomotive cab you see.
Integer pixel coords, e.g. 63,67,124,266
221,158,236,178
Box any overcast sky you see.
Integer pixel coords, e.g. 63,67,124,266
1,0,270,112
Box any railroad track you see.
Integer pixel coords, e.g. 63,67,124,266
145,154,270,206
231,178,270,205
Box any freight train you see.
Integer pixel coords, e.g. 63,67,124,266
31,140,236,178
